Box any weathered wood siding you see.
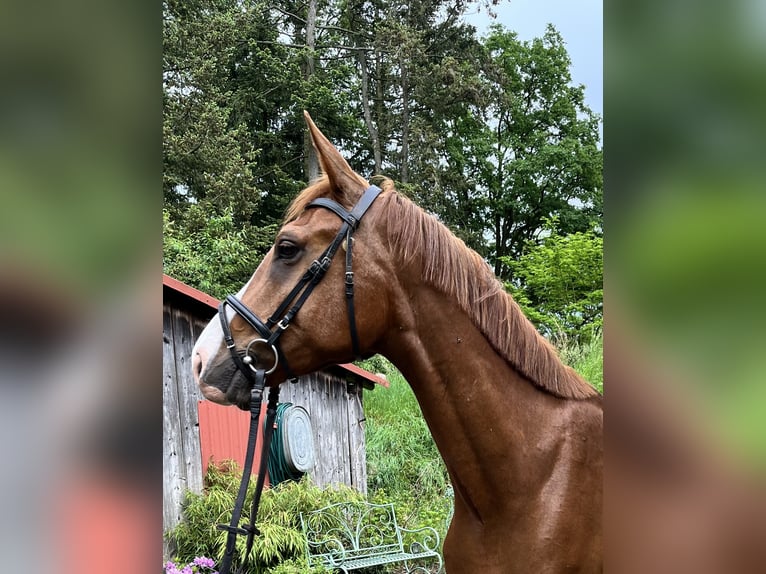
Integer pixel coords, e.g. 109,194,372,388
163,301,368,540
163,304,208,532
277,372,367,493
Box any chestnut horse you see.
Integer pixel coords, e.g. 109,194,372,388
192,113,603,573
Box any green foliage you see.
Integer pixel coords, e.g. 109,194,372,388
425,25,603,279
364,367,452,539
558,330,604,394
354,354,395,378
163,206,276,299
162,4,604,564
162,1,601,308
503,217,603,343
162,0,363,293
163,0,264,215
168,462,358,573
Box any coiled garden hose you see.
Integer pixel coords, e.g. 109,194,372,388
265,403,313,486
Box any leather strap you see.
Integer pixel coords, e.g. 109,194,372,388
243,385,280,562
306,197,358,226
304,185,382,357
349,184,383,226
216,375,281,574
217,371,267,574
218,301,256,383
222,297,298,381
344,229,360,357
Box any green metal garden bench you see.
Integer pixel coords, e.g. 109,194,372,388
300,501,443,573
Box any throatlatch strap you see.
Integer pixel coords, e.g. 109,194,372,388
344,229,361,357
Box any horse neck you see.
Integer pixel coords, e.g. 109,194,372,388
377,282,570,519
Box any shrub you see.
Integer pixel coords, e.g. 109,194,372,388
364,363,452,543
502,218,603,345
557,329,604,394
167,463,358,573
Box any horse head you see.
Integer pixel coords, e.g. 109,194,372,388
192,113,394,409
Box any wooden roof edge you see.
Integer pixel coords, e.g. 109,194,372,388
163,274,220,310
330,363,390,389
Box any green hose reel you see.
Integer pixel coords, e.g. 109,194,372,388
265,403,315,486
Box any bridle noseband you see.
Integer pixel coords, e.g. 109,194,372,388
214,184,382,574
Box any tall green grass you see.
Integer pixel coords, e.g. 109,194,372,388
362,364,452,533
168,336,602,572
558,331,604,394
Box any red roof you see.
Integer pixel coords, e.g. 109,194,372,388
163,274,388,388
162,274,220,309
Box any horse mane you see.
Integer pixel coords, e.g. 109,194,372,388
377,179,598,400
284,175,366,223
284,176,598,400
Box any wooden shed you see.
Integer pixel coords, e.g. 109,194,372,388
162,274,386,535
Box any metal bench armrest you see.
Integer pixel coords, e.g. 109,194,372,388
398,525,441,553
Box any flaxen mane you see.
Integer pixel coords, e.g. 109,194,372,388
286,176,597,400
378,179,597,400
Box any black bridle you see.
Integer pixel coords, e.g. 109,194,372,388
214,184,382,574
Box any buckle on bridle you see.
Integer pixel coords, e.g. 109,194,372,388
217,523,255,536
277,318,289,331
345,271,354,285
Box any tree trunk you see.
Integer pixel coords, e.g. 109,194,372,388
358,46,381,172
375,47,385,172
400,58,410,184
494,211,503,277
303,0,319,182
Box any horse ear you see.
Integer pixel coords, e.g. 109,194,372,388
304,111,368,205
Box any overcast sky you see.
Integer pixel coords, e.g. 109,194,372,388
465,0,603,121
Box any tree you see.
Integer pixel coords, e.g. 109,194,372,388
163,0,365,290
503,218,603,343
428,24,602,279
163,0,264,220
338,0,497,182
162,1,602,320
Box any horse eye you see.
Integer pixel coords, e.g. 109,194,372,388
276,240,300,260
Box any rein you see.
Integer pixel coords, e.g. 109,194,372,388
214,184,382,574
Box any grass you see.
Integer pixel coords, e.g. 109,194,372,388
361,363,452,536
558,331,604,394
169,334,603,573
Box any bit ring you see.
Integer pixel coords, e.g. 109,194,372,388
243,338,279,375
